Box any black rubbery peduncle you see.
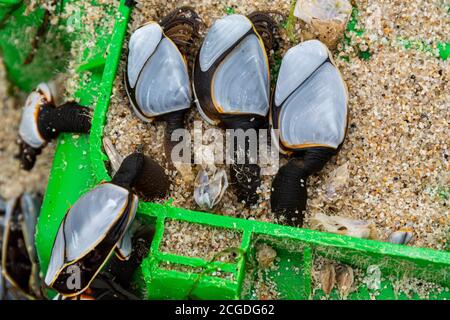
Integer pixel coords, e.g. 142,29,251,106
221,116,266,207
37,102,91,141
270,158,307,226
112,152,170,200
111,152,145,189
159,109,186,166
271,148,335,227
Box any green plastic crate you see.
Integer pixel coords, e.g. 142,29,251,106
1,0,449,300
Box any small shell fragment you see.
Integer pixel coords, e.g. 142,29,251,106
325,162,349,200
335,264,354,298
294,0,352,24
294,0,352,49
256,243,277,268
103,137,124,175
320,262,336,295
387,228,414,245
194,168,228,209
363,265,382,291
310,213,378,239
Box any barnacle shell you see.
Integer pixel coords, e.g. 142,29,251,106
294,0,352,49
335,264,354,298
213,34,269,117
194,168,228,209
274,40,329,107
256,243,277,268
125,22,191,121
320,262,336,295
363,265,381,291
310,212,378,239
2,193,42,299
193,14,270,124
45,183,138,296
294,0,352,24
115,229,133,261
103,137,124,175
20,193,40,261
272,40,347,153
387,228,414,245
199,14,252,72
127,23,162,89
18,83,54,148
115,198,137,261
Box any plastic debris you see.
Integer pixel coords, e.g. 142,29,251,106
194,168,228,209
310,212,378,239
294,0,352,48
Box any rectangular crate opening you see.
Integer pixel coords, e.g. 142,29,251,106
158,219,243,264
241,234,312,300
134,259,240,300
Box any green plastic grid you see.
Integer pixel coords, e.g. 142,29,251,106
0,0,445,299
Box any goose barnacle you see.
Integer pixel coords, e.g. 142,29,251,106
1,193,43,299
124,7,201,163
270,40,348,226
44,152,169,297
193,12,277,207
17,82,91,171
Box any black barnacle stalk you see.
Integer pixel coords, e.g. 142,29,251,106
221,116,266,206
193,12,278,207
125,7,201,166
45,151,169,297
269,40,349,227
17,83,91,171
111,151,170,201
271,148,336,226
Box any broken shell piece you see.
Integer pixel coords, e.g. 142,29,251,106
194,168,228,209
256,243,277,268
195,143,219,170
363,265,381,291
325,162,349,200
387,228,414,245
320,262,336,295
310,213,378,239
294,0,352,49
103,137,124,175
335,264,354,298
